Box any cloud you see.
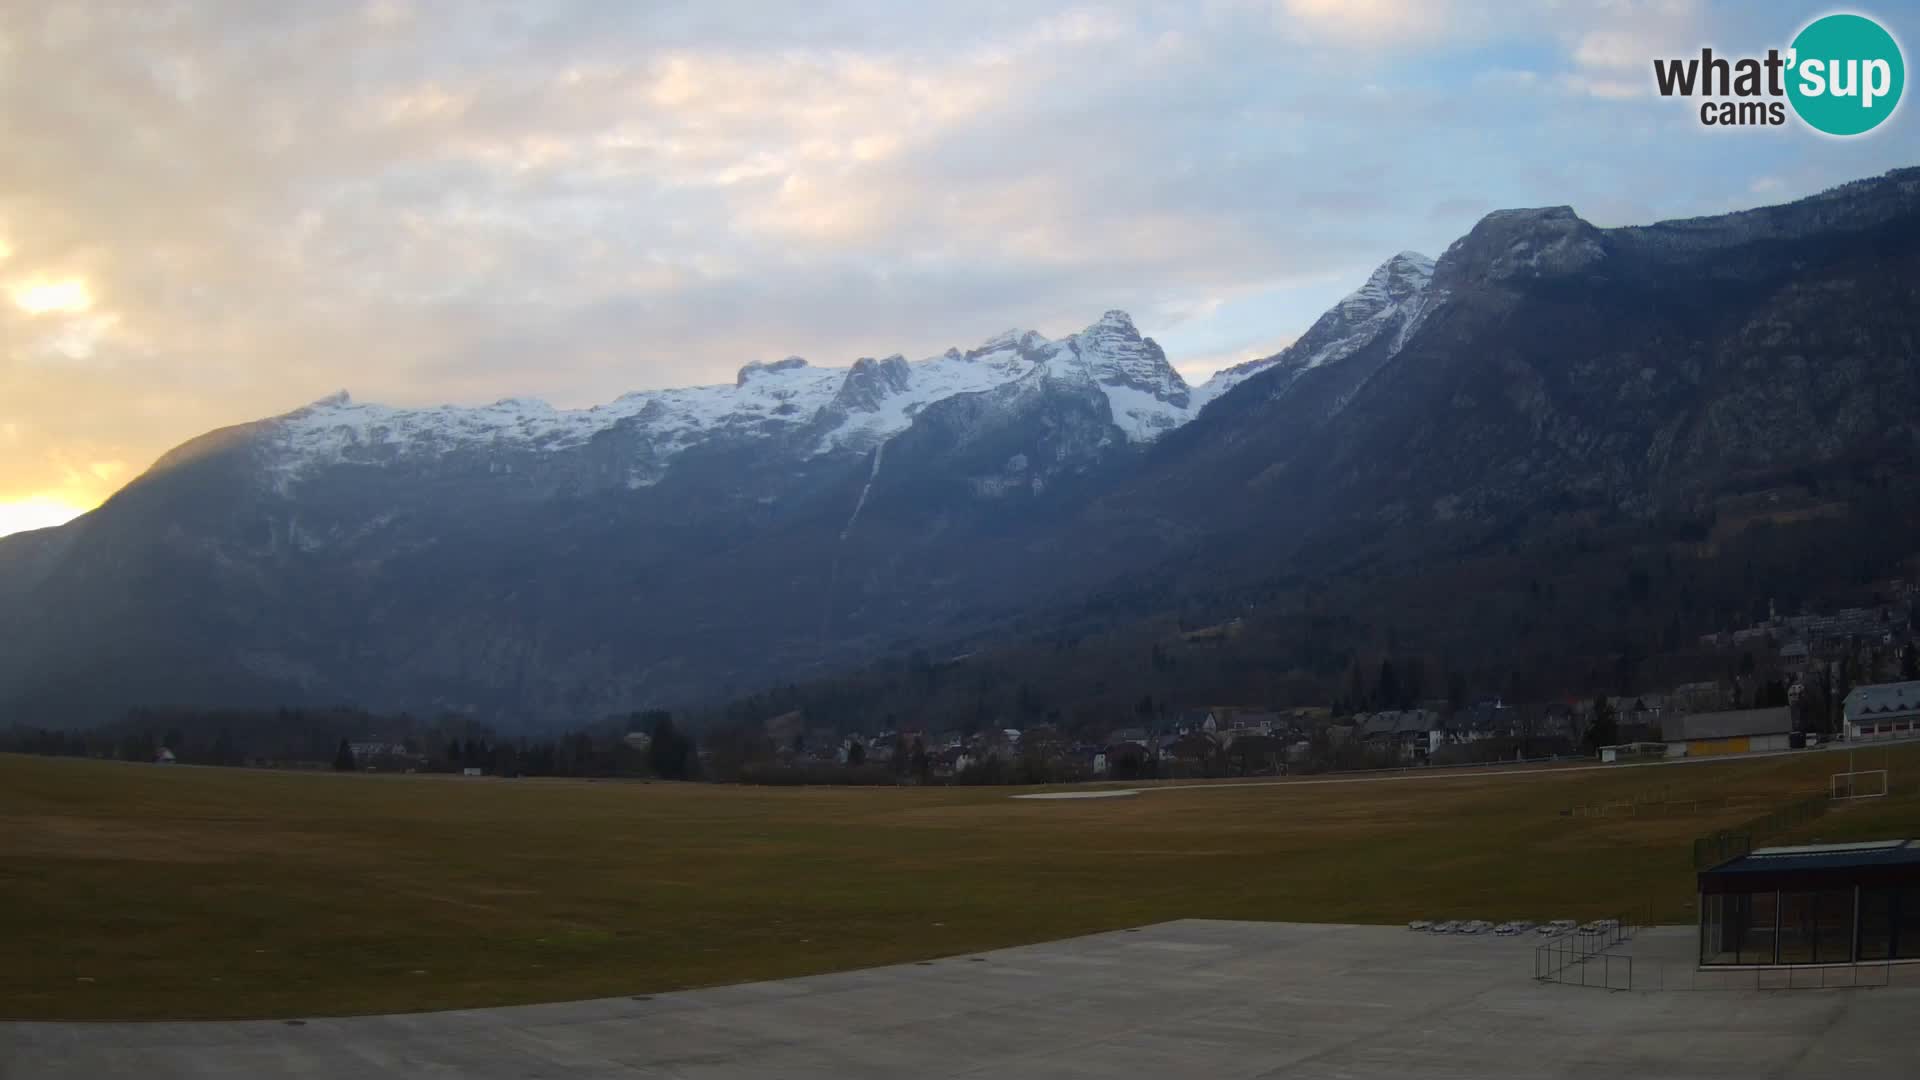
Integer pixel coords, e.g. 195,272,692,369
0,0,1911,536
1173,335,1297,385
1555,2,1706,99
9,277,93,315
1274,0,1459,44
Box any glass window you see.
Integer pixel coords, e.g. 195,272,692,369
1860,888,1893,961
1898,887,1920,961
1812,889,1855,963
1779,890,1857,964
1740,891,1778,966
1701,894,1740,966
1778,891,1815,964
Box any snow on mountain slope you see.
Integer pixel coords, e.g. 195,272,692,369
811,332,1052,454
270,355,844,487
1021,311,1193,442
265,255,1430,489
270,311,1200,485
1192,251,1435,409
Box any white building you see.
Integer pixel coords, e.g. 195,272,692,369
1844,681,1920,741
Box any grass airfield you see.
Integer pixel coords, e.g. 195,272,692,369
2,745,1916,1020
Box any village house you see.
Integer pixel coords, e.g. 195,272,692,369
1163,731,1216,768
1169,709,1218,736
349,740,409,760
1221,710,1281,740
1664,706,1794,757
1357,710,1439,761
1844,681,1920,741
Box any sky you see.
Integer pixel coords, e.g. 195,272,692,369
1,1,1916,537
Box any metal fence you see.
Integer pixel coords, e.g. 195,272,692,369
1532,920,1634,988
1691,794,1828,869
1532,918,1904,992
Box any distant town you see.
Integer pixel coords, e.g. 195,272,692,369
7,586,1920,785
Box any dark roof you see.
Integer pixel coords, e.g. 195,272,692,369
1359,713,1399,736
1356,710,1438,736
1845,681,1920,720
1699,839,1920,893
1673,706,1791,741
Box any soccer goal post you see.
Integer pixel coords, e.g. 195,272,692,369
1831,769,1889,801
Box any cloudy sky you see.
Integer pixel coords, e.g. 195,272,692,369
1,0,1914,536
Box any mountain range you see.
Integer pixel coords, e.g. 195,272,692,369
3,167,1918,726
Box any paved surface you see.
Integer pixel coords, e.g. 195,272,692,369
4,920,1917,1078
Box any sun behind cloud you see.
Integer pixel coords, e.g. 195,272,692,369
9,276,94,316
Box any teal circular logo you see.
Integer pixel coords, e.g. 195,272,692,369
1788,14,1904,136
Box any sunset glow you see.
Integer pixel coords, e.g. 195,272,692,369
9,277,94,316
0,496,90,538
0,2,1912,530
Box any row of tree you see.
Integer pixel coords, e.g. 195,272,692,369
3,707,702,782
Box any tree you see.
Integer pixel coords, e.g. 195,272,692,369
333,738,357,772
909,737,930,782
1582,697,1618,754
1755,679,1789,708
211,726,237,767
1375,659,1402,711
648,714,693,780
846,738,866,767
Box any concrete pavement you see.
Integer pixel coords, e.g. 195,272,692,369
4,920,1917,1078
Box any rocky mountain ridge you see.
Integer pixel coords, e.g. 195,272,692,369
2,168,1916,724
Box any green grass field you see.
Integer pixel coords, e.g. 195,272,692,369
3,746,1917,1020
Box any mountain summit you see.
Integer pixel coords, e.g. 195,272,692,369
1195,250,1435,408
3,169,1917,723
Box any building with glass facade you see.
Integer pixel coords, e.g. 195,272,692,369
1699,839,1920,966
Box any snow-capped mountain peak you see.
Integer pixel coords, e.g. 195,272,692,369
1435,207,1604,285
967,328,1053,360
1339,251,1434,317
1192,250,1437,409
829,355,914,414
810,330,1051,453
736,355,811,385
266,252,1443,489
1026,310,1192,441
